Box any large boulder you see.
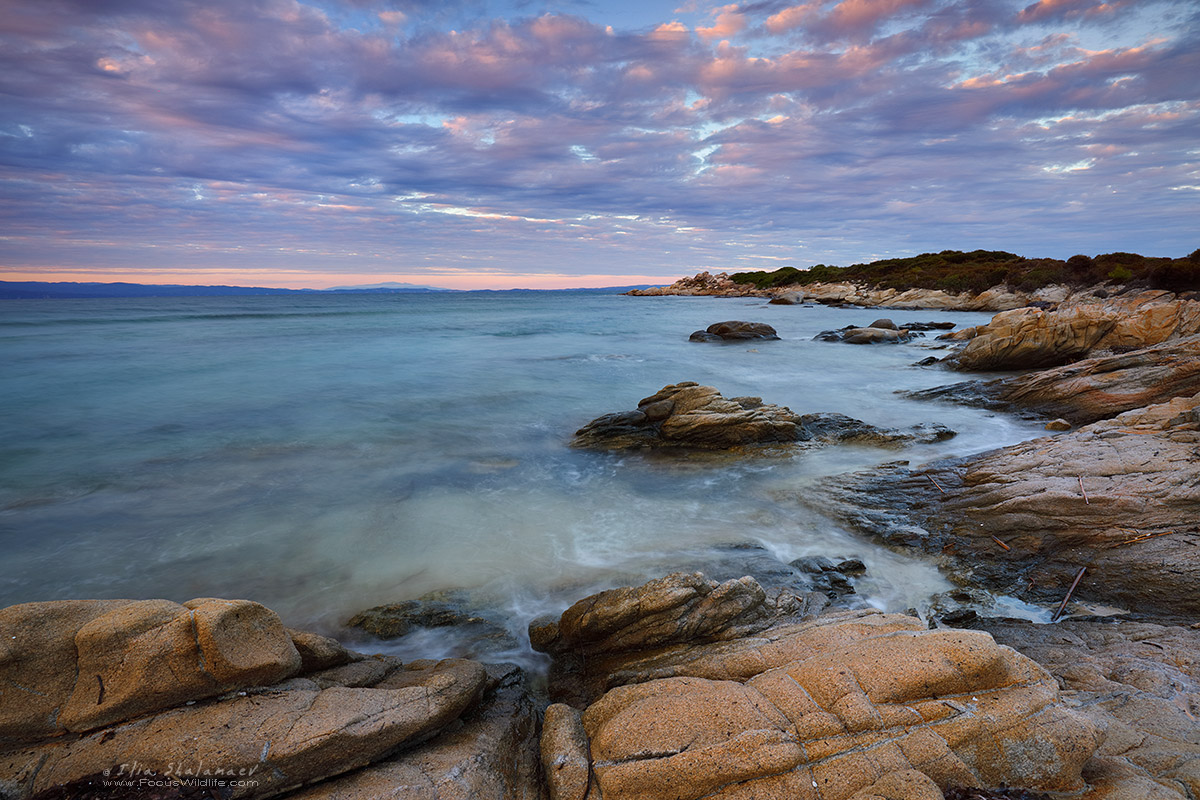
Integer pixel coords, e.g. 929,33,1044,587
812,392,1200,619
945,290,1200,371
688,321,779,342
570,383,954,451
908,335,1200,425
0,598,302,740
535,575,1102,800
570,383,801,450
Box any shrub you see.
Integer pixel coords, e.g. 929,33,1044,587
724,248,1199,294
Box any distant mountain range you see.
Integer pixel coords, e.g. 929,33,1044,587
0,280,655,299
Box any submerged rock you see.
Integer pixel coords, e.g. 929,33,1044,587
347,590,518,657
688,320,780,342
815,325,921,344
535,573,1103,800
570,383,955,451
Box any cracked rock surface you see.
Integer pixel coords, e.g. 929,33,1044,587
534,574,1104,800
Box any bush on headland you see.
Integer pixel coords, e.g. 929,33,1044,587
729,248,1200,294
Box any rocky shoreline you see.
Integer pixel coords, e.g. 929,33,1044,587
4,282,1200,798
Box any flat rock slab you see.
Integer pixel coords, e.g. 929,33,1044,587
283,664,541,800
0,659,487,799
975,618,1200,800
909,334,1200,425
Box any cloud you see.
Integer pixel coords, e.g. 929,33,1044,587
1,0,1197,286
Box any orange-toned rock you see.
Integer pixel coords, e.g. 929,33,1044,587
536,575,1102,800
541,704,591,800
1,598,301,740
1,659,487,799
946,290,1200,371
0,600,130,741
908,335,1200,424
282,663,542,800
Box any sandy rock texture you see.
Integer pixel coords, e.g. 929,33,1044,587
814,392,1200,619
0,598,305,741
944,290,1200,370
0,598,541,800
977,618,1200,800
533,574,1103,800
282,663,542,800
910,335,1200,425
570,382,954,451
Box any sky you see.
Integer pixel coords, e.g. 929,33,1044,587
0,0,1197,290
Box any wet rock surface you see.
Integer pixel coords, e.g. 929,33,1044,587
811,392,1200,620
570,382,955,451
534,574,1104,800
815,324,922,344
688,320,779,342
346,590,519,658
570,382,802,450
908,335,1200,425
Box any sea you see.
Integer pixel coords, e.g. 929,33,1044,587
0,291,1051,662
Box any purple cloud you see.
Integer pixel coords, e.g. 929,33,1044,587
0,0,1196,287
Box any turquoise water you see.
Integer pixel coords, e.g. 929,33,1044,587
0,292,1047,651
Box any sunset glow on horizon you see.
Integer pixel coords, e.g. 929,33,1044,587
2,0,1197,290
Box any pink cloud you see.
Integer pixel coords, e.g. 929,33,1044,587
1016,0,1135,24
825,0,935,37
765,3,820,34
697,5,747,41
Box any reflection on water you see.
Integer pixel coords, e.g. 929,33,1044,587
0,293,1050,654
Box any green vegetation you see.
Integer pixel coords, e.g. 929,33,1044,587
728,249,1200,294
